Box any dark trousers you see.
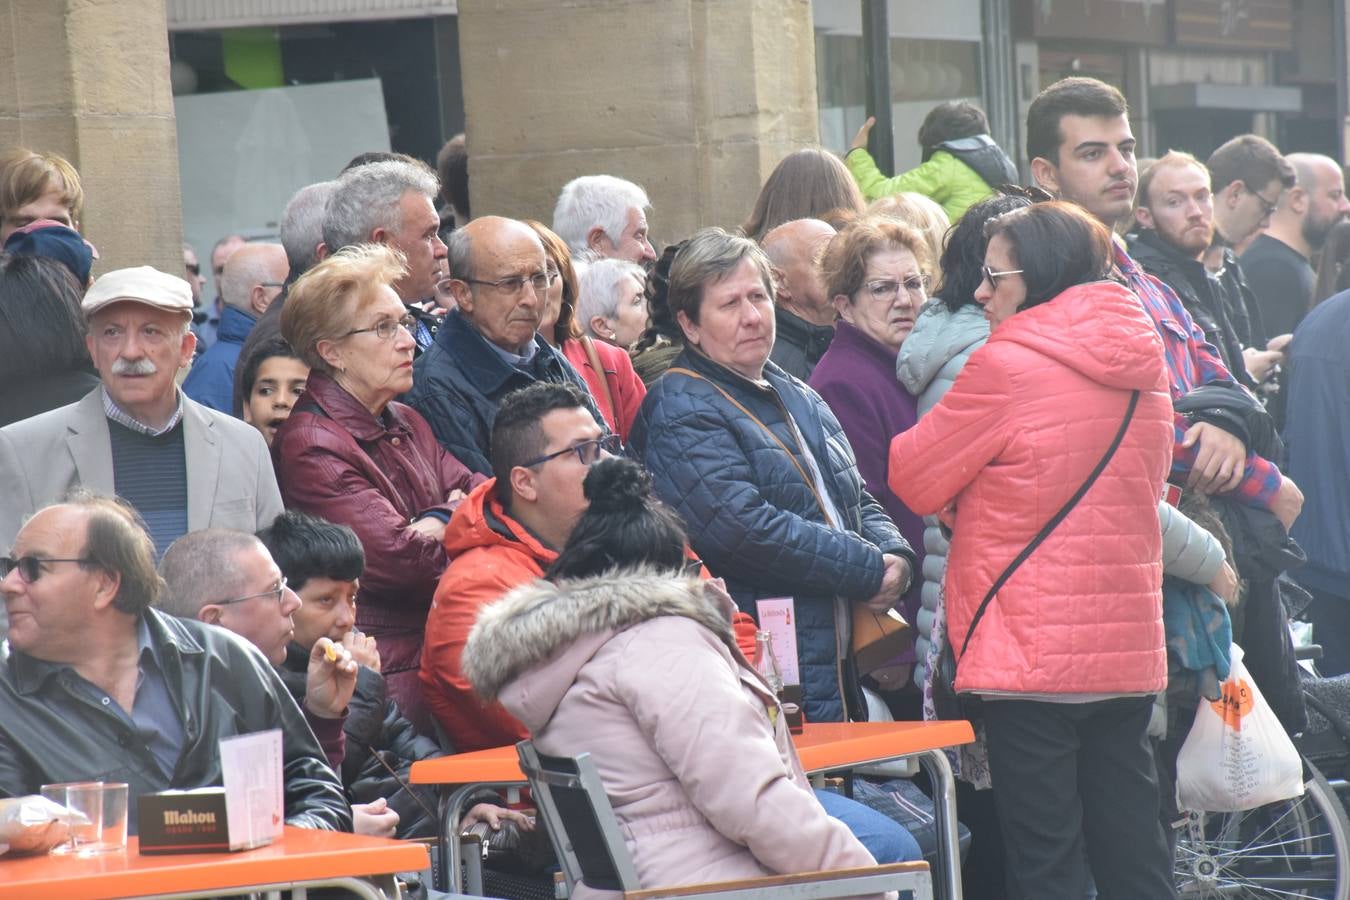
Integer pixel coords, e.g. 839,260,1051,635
1305,585,1350,677
983,696,1177,900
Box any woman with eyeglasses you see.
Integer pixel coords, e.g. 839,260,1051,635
274,243,486,725
628,228,915,726
889,201,1179,898
807,216,932,697
524,221,647,440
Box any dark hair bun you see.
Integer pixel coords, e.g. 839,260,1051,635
583,457,652,513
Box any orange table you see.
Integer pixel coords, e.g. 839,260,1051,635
0,824,428,900
412,719,975,900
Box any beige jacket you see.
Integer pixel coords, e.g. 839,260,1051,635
0,387,282,552
463,571,884,899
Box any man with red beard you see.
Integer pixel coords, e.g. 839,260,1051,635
1128,152,1256,389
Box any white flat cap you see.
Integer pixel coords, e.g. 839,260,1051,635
82,266,194,317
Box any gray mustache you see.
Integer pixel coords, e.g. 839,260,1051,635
111,357,157,376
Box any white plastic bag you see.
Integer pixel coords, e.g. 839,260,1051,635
1176,643,1304,813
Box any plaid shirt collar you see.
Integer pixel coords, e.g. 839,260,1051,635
102,385,185,437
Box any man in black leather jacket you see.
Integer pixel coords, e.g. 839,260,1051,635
0,494,350,832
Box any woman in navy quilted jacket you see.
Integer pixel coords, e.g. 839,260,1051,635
628,227,915,724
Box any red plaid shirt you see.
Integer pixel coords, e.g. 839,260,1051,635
1114,242,1282,510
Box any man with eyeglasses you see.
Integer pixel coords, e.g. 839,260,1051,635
421,383,616,752
405,216,604,475
183,242,288,412
1240,153,1350,342
761,219,838,380
0,265,283,596
0,494,350,833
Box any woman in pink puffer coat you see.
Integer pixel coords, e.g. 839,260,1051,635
888,201,1177,899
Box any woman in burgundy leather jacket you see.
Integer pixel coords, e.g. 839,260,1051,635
275,243,485,727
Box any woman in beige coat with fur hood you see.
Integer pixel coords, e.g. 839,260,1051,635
462,459,910,898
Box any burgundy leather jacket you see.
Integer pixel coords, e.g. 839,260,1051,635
272,372,485,630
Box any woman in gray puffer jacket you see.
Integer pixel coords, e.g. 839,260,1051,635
896,195,1233,710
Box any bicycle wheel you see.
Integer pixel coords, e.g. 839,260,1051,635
1175,761,1350,898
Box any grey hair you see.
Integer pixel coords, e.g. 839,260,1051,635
446,227,474,281
551,175,650,256
157,529,264,619
280,181,336,275
667,227,775,324
322,160,439,254
576,257,646,337
220,243,284,312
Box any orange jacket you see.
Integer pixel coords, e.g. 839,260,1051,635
420,478,555,752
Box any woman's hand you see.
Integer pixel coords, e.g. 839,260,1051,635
458,803,536,833
304,638,358,719
849,116,876,153
864,554,911,612
1207,561,1239,607
405,516,446,542
343,629,381,672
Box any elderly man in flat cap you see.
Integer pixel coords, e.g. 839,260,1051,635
0,266,283,573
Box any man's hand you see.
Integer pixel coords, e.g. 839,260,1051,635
1243,347,1283,384
849,116,876,153
405,516,446,542
1181,421,1248,494
1271,475,1304,532
459,803,536,833
342,629,381,673
304,637,358,720
1208,561,1240,608
864,554,911,613
1267,333,1293,354
352,798,399,838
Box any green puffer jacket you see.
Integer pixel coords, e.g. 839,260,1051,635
846,135,1016,221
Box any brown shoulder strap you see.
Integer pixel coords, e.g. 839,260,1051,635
579,336,616,421
666,366,835,527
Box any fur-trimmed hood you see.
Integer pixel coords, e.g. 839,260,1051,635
462,569,738,732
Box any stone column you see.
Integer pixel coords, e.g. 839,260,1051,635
0,0,183,276
457,0,820,244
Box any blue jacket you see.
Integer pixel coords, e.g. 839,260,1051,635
403,309,601,475
1286,290,1350,597
183,305,256,412
628,348,911,723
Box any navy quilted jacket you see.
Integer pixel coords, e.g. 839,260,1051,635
628,347,912,723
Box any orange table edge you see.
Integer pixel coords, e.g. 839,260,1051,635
0,825,427,900
410,719,976,785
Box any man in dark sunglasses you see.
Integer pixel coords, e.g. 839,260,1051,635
421,382,616,753
0,495,349,833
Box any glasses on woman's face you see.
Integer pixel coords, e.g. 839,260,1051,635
214,577,288,608
343,313,417,341
522,435,623,468
863,275,927,303
981,265,1024,289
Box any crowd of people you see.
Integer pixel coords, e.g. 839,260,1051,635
0,72,1346,899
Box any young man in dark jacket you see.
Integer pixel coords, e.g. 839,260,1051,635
0,495,349,832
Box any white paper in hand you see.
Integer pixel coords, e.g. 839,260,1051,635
220,729,284,850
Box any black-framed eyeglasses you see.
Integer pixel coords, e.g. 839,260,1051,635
981,265,1024,288
184,263,201,276
343,313,417,341
682,558,705,577
1245,183,1280,218
214,578,288,608
522,435,622,469
863,275,928,302
259,281,286,289
0,556,93,583
464,272,551,295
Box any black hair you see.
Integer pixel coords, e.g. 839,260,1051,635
983,200,1114,311
435,134,470,219
546,458,688,580
340,150,426,174
238,334,305,401
631,241,688,354
918,101,990,160
0,253,92,381
936,193,1033,312
256,509,364,591
1026,77,1128,167
490,382,590,511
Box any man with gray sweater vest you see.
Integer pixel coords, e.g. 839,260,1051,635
0,266,282,597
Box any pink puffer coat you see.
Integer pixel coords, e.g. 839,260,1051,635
888,280,1173,696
